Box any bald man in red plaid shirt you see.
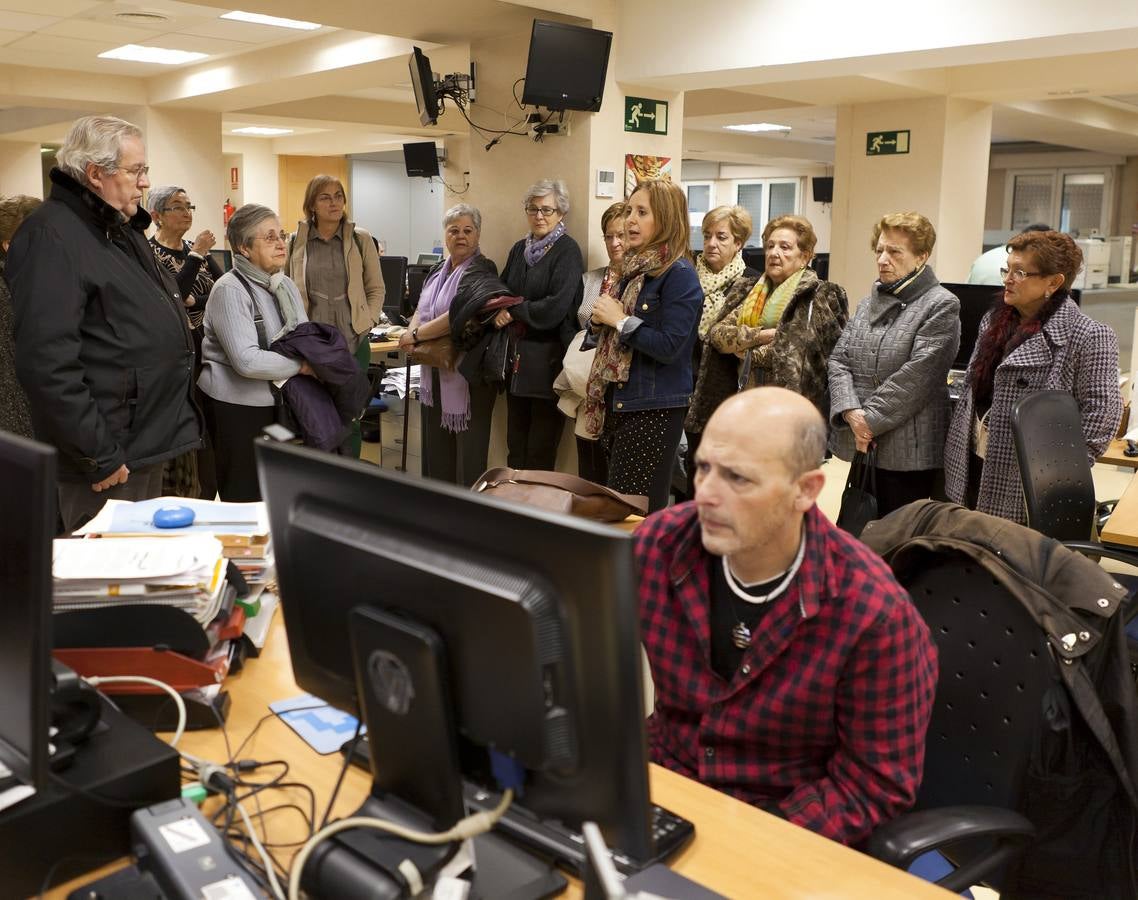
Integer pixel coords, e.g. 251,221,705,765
636,387,937,846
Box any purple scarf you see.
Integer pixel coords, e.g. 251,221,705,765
418,252,479,432
523,220,566,266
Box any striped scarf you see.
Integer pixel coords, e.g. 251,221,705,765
737,267,806,328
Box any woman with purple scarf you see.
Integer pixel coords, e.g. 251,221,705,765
496,179,585,471
400,204,500,486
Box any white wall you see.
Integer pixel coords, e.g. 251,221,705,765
221,136,279,218
0,141,44,198
350,157,445,260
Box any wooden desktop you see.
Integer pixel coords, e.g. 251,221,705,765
46,613,948,899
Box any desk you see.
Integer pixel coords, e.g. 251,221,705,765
369,337,402,360
48,614,948,899
1102,472,1138,547
1098,438,1138,470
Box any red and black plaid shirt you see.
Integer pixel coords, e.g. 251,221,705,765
635,502,937,846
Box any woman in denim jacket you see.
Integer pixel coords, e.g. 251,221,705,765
583,178,703,511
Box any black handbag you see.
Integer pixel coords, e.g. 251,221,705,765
837,447,878,538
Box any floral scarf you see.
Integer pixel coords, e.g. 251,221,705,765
696,252,745,339
581,245,668,438
523,220,566,266
737,267,806,329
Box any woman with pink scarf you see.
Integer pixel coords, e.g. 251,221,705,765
399,204,499,485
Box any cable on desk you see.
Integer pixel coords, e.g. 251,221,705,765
234,795,286,900
286,788,515,900
318,714,362,830
86,675,186,748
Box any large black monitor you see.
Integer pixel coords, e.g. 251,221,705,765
943,282,1082,369
402,141,440,179
409,46,440,126
406,263,433,312
379,255,408,323
256,441,654,861
0,433,55,790
521,20,612,112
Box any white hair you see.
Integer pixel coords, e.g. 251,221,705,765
147,185,186,216
444,203,482,232
523,179,569,215
55,115,143,186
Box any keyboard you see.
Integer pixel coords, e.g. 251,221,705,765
341,735,695,876
462,782,695,877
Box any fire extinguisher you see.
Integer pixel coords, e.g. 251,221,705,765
223,198,235,226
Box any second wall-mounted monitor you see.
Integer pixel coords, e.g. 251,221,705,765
812,176,834,204
403,142,440,179
521,20,612,112
409,46,440,126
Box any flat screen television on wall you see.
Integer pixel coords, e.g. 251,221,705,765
521,20,612,112
409,46,440,127
403,142,440,179
812,176,834,204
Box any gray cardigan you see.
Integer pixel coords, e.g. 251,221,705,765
198,270,307,407
828,267,960,471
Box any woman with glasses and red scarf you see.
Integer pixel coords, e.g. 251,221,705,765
944,229,1122,523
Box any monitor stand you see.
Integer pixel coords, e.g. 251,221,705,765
298,606,565,898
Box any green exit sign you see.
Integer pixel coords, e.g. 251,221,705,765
866,130,910,156
625,96,668,134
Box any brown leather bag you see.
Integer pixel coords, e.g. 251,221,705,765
407,334,459,371
472,467,648,523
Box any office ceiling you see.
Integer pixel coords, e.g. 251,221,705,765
5,0,1138,161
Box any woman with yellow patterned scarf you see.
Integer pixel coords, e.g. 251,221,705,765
689,216,847,446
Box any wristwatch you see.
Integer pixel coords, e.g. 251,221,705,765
412,326,419,342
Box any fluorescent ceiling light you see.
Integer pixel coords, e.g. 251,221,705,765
231,126,293,136
99,44,208,64
725,123,792,133
221,10,321,30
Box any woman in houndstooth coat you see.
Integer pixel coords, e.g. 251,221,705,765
943,229,1122,524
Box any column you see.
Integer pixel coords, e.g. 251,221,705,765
830,97,992,298
0,140,45,198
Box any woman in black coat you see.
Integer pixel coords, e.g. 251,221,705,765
495,178,584,470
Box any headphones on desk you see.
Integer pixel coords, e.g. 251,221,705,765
50,660,102,749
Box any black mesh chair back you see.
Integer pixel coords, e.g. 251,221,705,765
894,550,1058,814
1009,390,1096,541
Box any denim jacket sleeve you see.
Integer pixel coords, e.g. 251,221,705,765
622,259,704,364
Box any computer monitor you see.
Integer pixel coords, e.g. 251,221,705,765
521,20,612,112
256,441,654,861
812,176,834,204
409,46,440,127
403,142,440,179
0,433,55,790
379,255,408,323
209,248,232,272
942,282,1084,370
416,252,442,266
406,263,432,312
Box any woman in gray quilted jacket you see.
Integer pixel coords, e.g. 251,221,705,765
828,212,960,516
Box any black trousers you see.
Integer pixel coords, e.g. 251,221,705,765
576,435,608,485
420,369,496,487
874,466,940,518
604,406,687,513
505,393,563,471
203,395,275,502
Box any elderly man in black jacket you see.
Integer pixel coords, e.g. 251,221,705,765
7,115,200,531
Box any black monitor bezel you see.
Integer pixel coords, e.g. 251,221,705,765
402,141,440,179
521,20,612,112
409,46,440,127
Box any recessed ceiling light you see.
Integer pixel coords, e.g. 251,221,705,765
725,123,792,133
114,12,170,24
231,126,293,136
99,44,208,64
221,10,321,30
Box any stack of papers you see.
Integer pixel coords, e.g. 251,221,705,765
381,364,421,399
53,535,228,624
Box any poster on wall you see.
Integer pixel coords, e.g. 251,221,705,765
625,155,672,197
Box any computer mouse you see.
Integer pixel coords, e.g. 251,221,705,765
153,505,195,528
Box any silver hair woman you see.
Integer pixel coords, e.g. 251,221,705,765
496,177,584,471
147,184,220,329
398,202,502,486
198,203,312,501
55,115,143,186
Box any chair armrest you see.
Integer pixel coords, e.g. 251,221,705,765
1062,539,1138,567
867,806,1035,894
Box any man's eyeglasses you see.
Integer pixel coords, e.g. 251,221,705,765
162,204,195,213
117,164,150,180
255,232,288,245
316,192,346,204
525,205,558,218
999,267,1044,282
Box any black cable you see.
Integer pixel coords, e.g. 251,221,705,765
319,716,363,829
230,701,328,761
512,77,526,110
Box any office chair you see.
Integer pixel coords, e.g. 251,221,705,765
1010,390,1138,620
1009,390,1099,540
866,549,1039,893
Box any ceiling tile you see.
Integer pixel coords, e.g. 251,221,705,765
4,31,113,55
0,28,26,45
0,11,62,31
179,18,320,43
40,20,168,42
155,33,254,54
0,0,100,15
